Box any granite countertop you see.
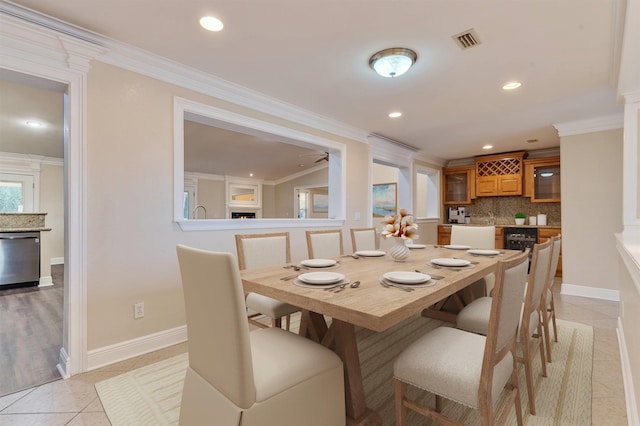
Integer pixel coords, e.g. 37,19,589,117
440,223,560,228
0,227,51,232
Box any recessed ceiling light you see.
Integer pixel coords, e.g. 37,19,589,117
502,81,522,90
482,144,493,150
249,173,254,177
26,120,42,128
199,16,224,32
388,112,402,118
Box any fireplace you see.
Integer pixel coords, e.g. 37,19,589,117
231,212,256,219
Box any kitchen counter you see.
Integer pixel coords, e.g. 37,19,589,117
0,227,51,232
439,223,560,228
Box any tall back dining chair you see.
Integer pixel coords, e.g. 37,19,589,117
176,245,345,425
450,225,496,249
306,229,344,258
541,235,561,361
456,240,551,415
235,232,300,330
393,250,529,426
350,227,377,252
451,225,497,299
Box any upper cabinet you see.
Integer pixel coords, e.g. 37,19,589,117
474,151,526,197
523,157,561,202
442,165,475,205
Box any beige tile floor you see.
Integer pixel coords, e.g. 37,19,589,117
0,279,628,425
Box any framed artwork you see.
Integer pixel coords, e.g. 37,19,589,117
372,183,397,217
312,193,328,213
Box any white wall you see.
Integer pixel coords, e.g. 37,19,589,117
39,163,64,276
85,61,371,353
560,128,623,298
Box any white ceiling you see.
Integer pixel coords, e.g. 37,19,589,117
1,0,626,167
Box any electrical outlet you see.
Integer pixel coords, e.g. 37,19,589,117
134,302,144,319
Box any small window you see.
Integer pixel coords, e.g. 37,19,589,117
0,173,35,213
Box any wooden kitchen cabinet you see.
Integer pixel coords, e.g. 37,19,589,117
538,227,562,276
437,225,452,245
523,157,561,202
475,151,526,197
443,165,475,205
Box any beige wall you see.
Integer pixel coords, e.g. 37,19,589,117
85,62,371,350
560,128,623,292
195,178,225,219
39,163,64,277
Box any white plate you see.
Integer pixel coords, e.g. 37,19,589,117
355,250,386,257
300,258,337,268
430,258,472,267
383,271,431,284
297,272,345,285
443,244,472,250
294,278,348,289
467,249,501,256
406,244,427,249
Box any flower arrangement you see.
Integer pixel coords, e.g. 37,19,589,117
381,209,419,240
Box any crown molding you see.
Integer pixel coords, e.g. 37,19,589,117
1,2,371,146
553,113,624,137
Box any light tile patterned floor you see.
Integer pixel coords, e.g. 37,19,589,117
0,279,628,425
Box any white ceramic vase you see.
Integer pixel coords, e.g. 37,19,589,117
390,238,410,262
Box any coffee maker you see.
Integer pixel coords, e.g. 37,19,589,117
448,206,467,223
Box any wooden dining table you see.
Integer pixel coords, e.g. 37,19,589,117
240,245,521,426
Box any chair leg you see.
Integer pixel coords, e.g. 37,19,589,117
536,318,547,378
550,297,558,342
520,326,537,415
542,311,553,362
511,349,524,426
284,314,291,331
394,379,407,426
435,395,443,413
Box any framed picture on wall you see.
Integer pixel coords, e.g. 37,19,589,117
372,183,397,217
312,193,328,213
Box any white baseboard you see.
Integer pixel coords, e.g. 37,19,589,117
560,283,620,301
50,257,65,265
38,276,53,287
617,317,640,426
87,325,187,371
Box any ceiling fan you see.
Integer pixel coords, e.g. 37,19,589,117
300,151,329,163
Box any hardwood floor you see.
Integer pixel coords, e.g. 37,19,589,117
0,265,63,397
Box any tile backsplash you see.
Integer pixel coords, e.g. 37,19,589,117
458,197,561,226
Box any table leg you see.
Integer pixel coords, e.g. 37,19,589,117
300,311,382,426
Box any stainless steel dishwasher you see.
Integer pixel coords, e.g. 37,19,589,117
0,232,40,287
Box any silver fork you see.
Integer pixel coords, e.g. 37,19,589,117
379,279,414,292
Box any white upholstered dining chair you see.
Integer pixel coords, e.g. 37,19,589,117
176,245,345,426
456,240,552,415
235,232,300,330
350,227,377,252
305,229,344,258
541,235,561,361
451,224,497,300
393,250,529,426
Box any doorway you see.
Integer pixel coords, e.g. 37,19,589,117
0,70,67,396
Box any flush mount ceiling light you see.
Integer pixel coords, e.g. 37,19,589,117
502,81,522,90
199,16,224,32
388,112,402,118
369,48,417,78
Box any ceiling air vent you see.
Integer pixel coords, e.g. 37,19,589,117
452,29,481,50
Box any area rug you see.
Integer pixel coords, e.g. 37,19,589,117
96,317,592,425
